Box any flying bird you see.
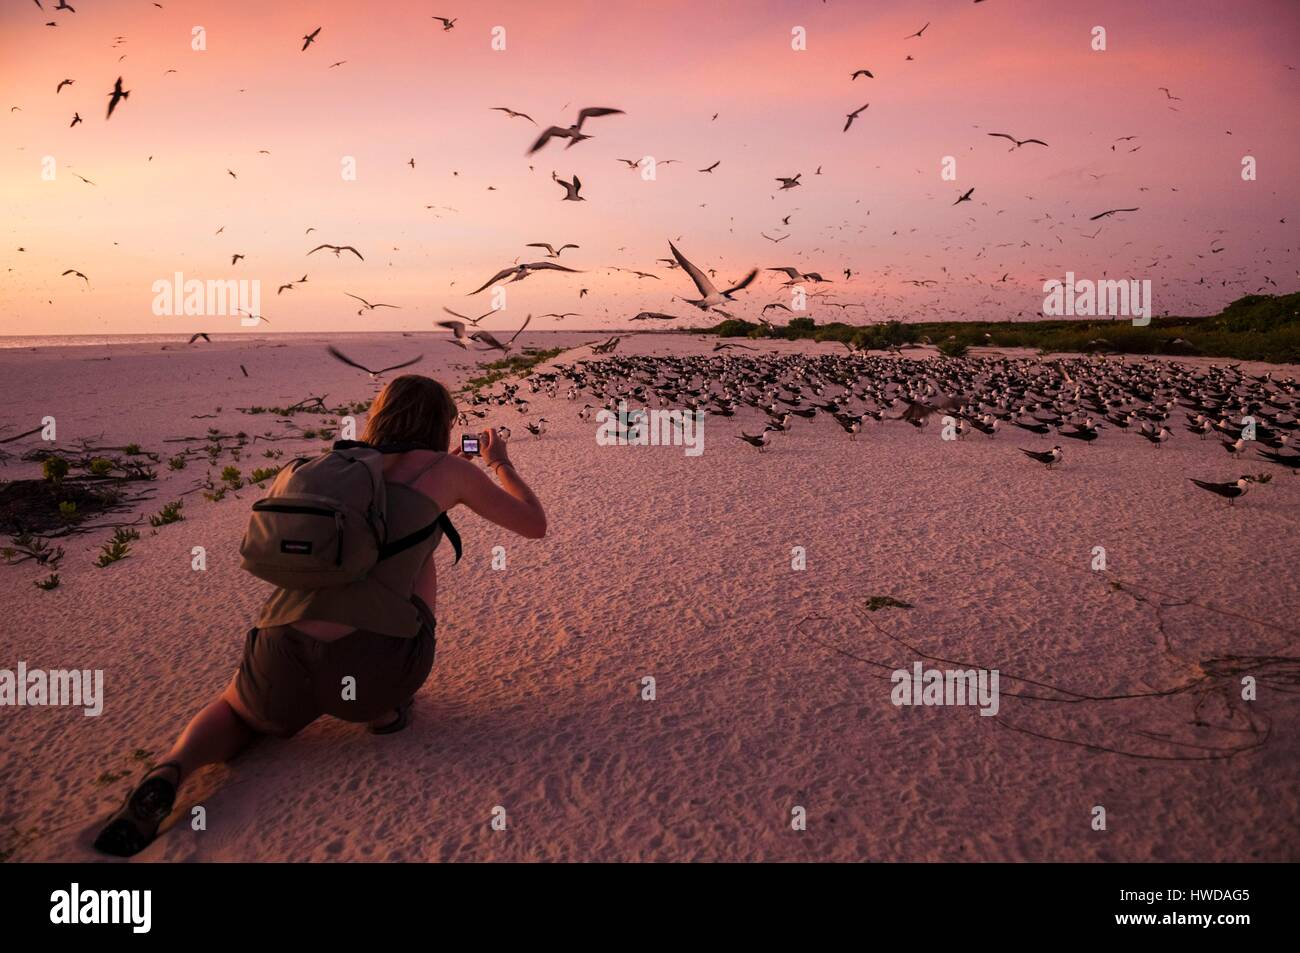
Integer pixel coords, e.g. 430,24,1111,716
768,267,831,284
61,269,88,282
775,174,801,190
554,172,584,201
492,106,536,124
1089,207,1140,221
467,261,580,295
528,107,625,154
668,241,758,316
850,69,874,80
843,103,869,132
987,132,1048,150
904,22,930,39
432,16,457,30
954,187,975,205
699,161,720,173
526,242,579,258
56,79,74,93
302,27,321,51
105,77,129,119
345,293,400,314
439,315,532,352
308,244,364,260
442,306,499,326
326,346,422,379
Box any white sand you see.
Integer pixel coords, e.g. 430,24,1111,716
1,332,1297,861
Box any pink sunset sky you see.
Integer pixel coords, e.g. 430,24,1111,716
1,0,1297,336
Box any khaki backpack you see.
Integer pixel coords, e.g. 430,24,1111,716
239,440,460,590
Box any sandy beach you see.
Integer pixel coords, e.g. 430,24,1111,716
1,331,1297,862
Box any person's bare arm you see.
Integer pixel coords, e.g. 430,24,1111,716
440,428,546,539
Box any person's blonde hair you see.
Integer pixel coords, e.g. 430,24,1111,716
361,375,457,451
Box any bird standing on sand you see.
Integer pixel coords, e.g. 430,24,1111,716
1139,425,1172,448
1190,476,1253,506
1019,446,1063,469
738,430,773,452
1257,448,1300,473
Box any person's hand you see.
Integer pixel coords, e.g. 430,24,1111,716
480,427,511,468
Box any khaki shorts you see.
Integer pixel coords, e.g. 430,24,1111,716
234,601,436,738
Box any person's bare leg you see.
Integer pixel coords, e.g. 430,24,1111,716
161,682,263,782
94,681,263,856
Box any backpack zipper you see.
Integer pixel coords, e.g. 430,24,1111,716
252,502,337,517
251,502,344,566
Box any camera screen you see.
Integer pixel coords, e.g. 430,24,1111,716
461,436,480,454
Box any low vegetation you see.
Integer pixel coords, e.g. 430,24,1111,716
463,347,566,392
699,293,1300,363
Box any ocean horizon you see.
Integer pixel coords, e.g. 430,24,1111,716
0,328,608,350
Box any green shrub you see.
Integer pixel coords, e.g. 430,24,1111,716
42,457,69,484
149,501,184,527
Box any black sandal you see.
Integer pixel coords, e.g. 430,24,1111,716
92,761,183,857
368,699,413,735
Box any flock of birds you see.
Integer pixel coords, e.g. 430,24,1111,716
433,349,1299,508
13,3,1296,331
11,0,1300,511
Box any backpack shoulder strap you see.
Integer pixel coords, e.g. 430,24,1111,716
377,512,461,563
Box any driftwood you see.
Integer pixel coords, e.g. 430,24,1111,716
0,426,43,445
